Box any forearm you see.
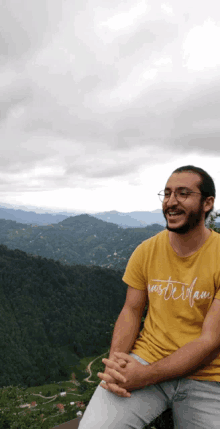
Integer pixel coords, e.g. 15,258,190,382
98,338,219,396
145,337,218,385
109,307,141,359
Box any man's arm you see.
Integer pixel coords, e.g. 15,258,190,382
144,297,220,385
100,298,220,394
100,285,147,396
108,285,147,359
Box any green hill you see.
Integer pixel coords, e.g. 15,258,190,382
0,214,164,269
0,243,128,389
0,351,174,429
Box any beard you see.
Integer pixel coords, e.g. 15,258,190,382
163,203,204,235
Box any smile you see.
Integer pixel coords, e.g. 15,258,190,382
166,211,184,218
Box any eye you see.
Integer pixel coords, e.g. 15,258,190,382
164,191,171,196
179,190,190,196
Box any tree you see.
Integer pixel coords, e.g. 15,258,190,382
206,211,220,232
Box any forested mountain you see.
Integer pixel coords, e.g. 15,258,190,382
0,244,128,389
0,216,219,429
0,214,164,270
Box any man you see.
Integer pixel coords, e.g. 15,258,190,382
79,166,220,429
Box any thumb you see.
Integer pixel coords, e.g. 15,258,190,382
117,359,127,367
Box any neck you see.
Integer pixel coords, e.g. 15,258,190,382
168,223,211,257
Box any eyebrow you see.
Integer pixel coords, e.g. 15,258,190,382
164,186,191,191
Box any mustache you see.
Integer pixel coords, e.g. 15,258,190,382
164,208,185,215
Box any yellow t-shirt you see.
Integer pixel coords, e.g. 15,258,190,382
122,229,220,382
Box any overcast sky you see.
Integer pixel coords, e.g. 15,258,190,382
1,0,220,214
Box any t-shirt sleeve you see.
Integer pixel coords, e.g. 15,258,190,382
214,251,220,300
122,242,147,290
214,293,220,300
212,232,220,300
214,285,220,300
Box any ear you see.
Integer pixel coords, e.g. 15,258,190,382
203,196,215,214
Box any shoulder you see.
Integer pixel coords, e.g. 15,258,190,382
129,229,167,261
208,230,220,246
123,229,167,287
139,229,168,250
210,230,220,239
205,231,220,266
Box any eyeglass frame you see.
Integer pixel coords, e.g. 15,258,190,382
158,188,203,203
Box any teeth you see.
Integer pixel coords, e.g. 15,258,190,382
168,212,182,215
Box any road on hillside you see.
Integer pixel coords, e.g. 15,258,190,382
84,350,109,382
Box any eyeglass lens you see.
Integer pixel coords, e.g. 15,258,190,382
159,191,187,202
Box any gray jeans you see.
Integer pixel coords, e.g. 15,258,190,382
79,353,220,429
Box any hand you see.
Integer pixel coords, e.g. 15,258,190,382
98,352,147,396
98,354,131,398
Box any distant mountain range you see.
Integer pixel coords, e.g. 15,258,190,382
94,209,165,227
0,214,164,270
0,203,166,227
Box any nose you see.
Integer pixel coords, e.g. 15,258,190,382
166,191,178,206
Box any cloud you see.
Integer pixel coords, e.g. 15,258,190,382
0,0,62,60
0,0,220,199
170,79,220,152
99,1,149,31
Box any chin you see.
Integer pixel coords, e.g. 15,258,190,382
166,220,191,234
166,217,202,234
166,225,190,234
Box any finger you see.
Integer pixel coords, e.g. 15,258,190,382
107,383,131,398
111,356,127,366
102,358,122,373
101,363,127,383
100,374,117,384
100,381,130,397
98,371,118,384
114,352,131,362
98,370,126,384
106,356,126,368
97,372,112,383
116,359,127,367
99,381,109,391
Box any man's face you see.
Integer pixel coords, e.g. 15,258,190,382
162,172,205,234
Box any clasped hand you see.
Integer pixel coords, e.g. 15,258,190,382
97,352,146,398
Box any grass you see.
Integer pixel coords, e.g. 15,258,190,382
0,350,174,428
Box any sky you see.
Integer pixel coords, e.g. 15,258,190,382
1,0,220,214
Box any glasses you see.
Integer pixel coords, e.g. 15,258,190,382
158,189,202,203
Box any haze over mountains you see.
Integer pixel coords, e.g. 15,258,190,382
0,203,165,228
94,209,165,228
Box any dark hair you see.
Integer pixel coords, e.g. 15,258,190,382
172,165,215,219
